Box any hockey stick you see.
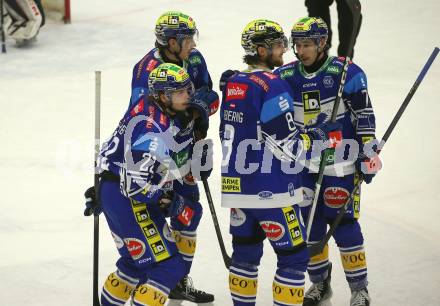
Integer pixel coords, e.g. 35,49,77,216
93,71,101,306
202,178,232,269
308,47,440,257
1,0,6,53
305,0,362,241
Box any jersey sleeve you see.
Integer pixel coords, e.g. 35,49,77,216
344,64,376,142
130,56,160,107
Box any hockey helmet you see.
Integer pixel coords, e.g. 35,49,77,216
148,63,195,100
290,17,328,45
241,19,288,56
155,11,198,46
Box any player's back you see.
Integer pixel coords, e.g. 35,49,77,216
220,70,303,208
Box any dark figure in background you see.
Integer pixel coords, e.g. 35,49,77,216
305,0,362,58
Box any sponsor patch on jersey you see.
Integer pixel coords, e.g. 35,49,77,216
260,221,285,241
323,75,334,88
230,208,246,226
302,90,321,127
302,91,321,112
111,231,124,249
189,55,202,65
124,238,146,260
146,59,159,72
177,206,195,226
260,92,293,123
258,190,273,200
222,176,241,193
130,99,145,116
173,150,189,168
226,82,248,101
323,187,350,208
249,74,269,91
326,65,341,74
280,69,294,79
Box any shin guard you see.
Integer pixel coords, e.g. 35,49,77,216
101,270,138,306
229,264,258,305
132,280,170,306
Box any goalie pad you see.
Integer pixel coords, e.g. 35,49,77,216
3,0,43,41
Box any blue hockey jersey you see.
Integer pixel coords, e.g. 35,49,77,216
130,48,214,107
98,97,194,204
274,56,376,176
220,68,305,209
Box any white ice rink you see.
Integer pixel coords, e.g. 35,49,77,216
1,0,439,305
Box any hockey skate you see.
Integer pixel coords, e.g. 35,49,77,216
168,275,214,303
303,262,333,306
350,288,370,306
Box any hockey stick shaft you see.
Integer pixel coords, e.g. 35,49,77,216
202,179,232,269
308,47,439,257
305,0,361,241
1,0,6,53
93,71,101,306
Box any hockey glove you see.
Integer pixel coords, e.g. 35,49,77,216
189,87,219,139
84,186,101,216
355,137,382,184
158,191,195,224
219,69,239,92
306,113,343,146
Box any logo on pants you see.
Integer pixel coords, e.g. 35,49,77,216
323,187,350,208
124,238,146,260
260,221,285,241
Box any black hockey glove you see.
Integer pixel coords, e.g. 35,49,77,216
219,69,239,92
84,186,101,216
190,87,219,139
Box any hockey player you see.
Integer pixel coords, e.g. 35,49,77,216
2,0,45,46
84,63,213,305
274,17,380,306
129,11,218,302
219,19,341,306
130,11,219,127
